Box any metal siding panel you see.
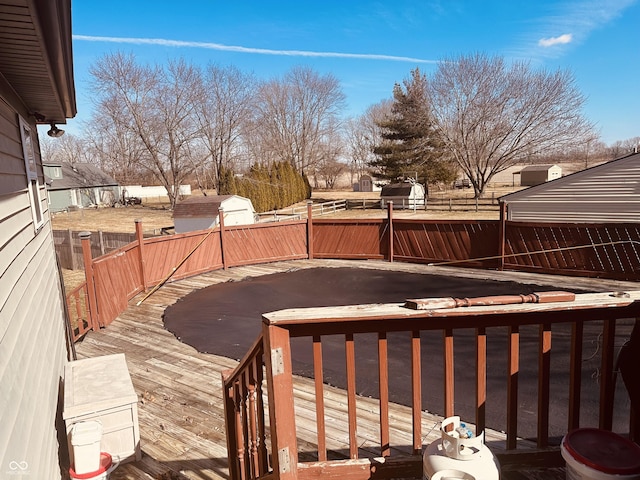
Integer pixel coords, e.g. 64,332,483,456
0,230,66,480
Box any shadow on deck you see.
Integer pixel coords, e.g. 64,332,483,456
71,259,639,480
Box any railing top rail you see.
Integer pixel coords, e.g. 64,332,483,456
66,281,88,297
263,290,640,333
222,333,264,383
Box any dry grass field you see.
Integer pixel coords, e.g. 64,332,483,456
51,203,174,234
51,184,521,234
54,184,522,290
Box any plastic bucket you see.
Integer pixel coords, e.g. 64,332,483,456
69,452,118,480
561,429,640,480
71,421,103,474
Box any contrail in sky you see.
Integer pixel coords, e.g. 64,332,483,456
73,34,438,64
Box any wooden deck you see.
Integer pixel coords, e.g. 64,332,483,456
70,259,639,480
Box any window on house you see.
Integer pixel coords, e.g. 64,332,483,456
19,116,44,232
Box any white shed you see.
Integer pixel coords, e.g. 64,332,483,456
354,174,382,192
501,152,640,223
519,164,562,186
380,181,426,209
173,195,256,233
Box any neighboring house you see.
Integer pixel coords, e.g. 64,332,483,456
173,195,256,233
380,181,426,209
519,164,562,186
0,2,76,479
501,152,640,222
44,162,120,212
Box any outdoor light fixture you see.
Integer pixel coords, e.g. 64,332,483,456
47,123,65,138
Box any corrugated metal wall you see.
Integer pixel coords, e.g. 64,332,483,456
505,154,640,223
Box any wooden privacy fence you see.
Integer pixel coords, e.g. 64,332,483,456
54,229,136,270
222,292,640,480
68,202,640,341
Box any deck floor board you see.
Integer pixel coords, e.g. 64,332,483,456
72,259,634,480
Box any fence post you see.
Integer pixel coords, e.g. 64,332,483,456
498,202,506,271
135,219,148,292
79,232,100,331
67,229,77,270
307,201,314,260
98,230,106,256
219,208,228,270
387,201,394,263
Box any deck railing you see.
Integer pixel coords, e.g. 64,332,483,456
67,202,640,341
222,291,640,480
65,282,94,340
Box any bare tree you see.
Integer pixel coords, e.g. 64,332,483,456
312,122,345,189
344,100,392,184
39,133,90,164
195,64,256,193
429,53,595,197
250,66,345,173
86,107,148,185
609,136,640,159
90,53,202,208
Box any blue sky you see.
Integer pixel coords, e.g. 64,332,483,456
69,0,639,145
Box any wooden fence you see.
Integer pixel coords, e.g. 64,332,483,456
344,196,501,211
68,202,640,341
54,229,136,270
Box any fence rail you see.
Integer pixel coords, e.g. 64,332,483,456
67,202,640,342
259,199,347,221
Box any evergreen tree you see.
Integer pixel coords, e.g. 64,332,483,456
220,162,310,213
370,68,455,186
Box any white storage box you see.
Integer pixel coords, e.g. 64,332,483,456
64,354,141,465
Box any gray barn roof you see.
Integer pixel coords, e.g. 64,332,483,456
46,163,118,190
519,164,559,173
173,195,235,218
381,182,414,197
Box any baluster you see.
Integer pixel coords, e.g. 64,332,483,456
568,320,584,430
538,323,552,447
476,327,487,435
234,380,247,480
345,333,358,458
313,335,327,461
444,329,454,418
378,332,390,457
247,380,259,478
411,330,422,454
253,352,269,473
600,318,616,430
507,325,519,450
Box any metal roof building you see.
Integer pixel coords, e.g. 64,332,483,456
500,152,640,223
519,164,562,186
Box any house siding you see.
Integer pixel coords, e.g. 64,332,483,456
0,101,67,480
504,154,640,223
